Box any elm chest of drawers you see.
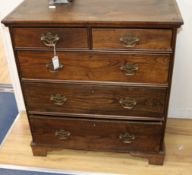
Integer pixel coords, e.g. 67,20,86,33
2,0,183,165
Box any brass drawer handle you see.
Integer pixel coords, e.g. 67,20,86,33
120,35,140,48
46,62,64,72
41,32,60,47
55,129,71,140
120,63,138,76
50,94,67,106
119,132,135,144
119,97,137,110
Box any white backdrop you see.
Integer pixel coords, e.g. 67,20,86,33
168,0,192,118
0,0,192,118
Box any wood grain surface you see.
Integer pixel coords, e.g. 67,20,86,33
13,28,88,49
17,51,170,84
2,0,183,27
92,28,172,51
0,112,192,174
30,115,162,153
23,82,167,119
1,0,183,166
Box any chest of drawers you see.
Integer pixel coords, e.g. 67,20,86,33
2,0,183,165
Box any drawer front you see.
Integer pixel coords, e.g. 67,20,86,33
30,115,162,152
92,28,172,51
12,28,88,49
23,82,166,119
17,51,170,84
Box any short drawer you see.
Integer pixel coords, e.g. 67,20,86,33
12,28,88,49
23,82,167,119
92,28,172,51
17,51,170,84
30,115,162,152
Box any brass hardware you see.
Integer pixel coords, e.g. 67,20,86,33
119,97,137,110
46,62,64,72
55,129,71,140
50,94,67,105
41,32,60,47
120,35,140,48
120,63,138,76
119,133,135,144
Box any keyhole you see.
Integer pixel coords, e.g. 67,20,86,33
89,53,94,59
91,89,95,94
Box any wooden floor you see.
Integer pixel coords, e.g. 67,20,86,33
0,113,192,174
0,35,11,84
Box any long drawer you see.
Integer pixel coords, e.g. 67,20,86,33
17,51,170,84
23,82,167,119
30,115,162,152
92,28,172,51
12,28,88,49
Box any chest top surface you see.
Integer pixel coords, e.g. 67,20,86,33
2,0,183,27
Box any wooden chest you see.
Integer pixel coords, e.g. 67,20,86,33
2,0,183,165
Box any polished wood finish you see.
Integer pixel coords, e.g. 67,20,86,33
30,115,162,153
23,82,166,118
17,51,170,84
92,29,172,51
2,0,183,165
13,28,88,49
2,0,183,27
